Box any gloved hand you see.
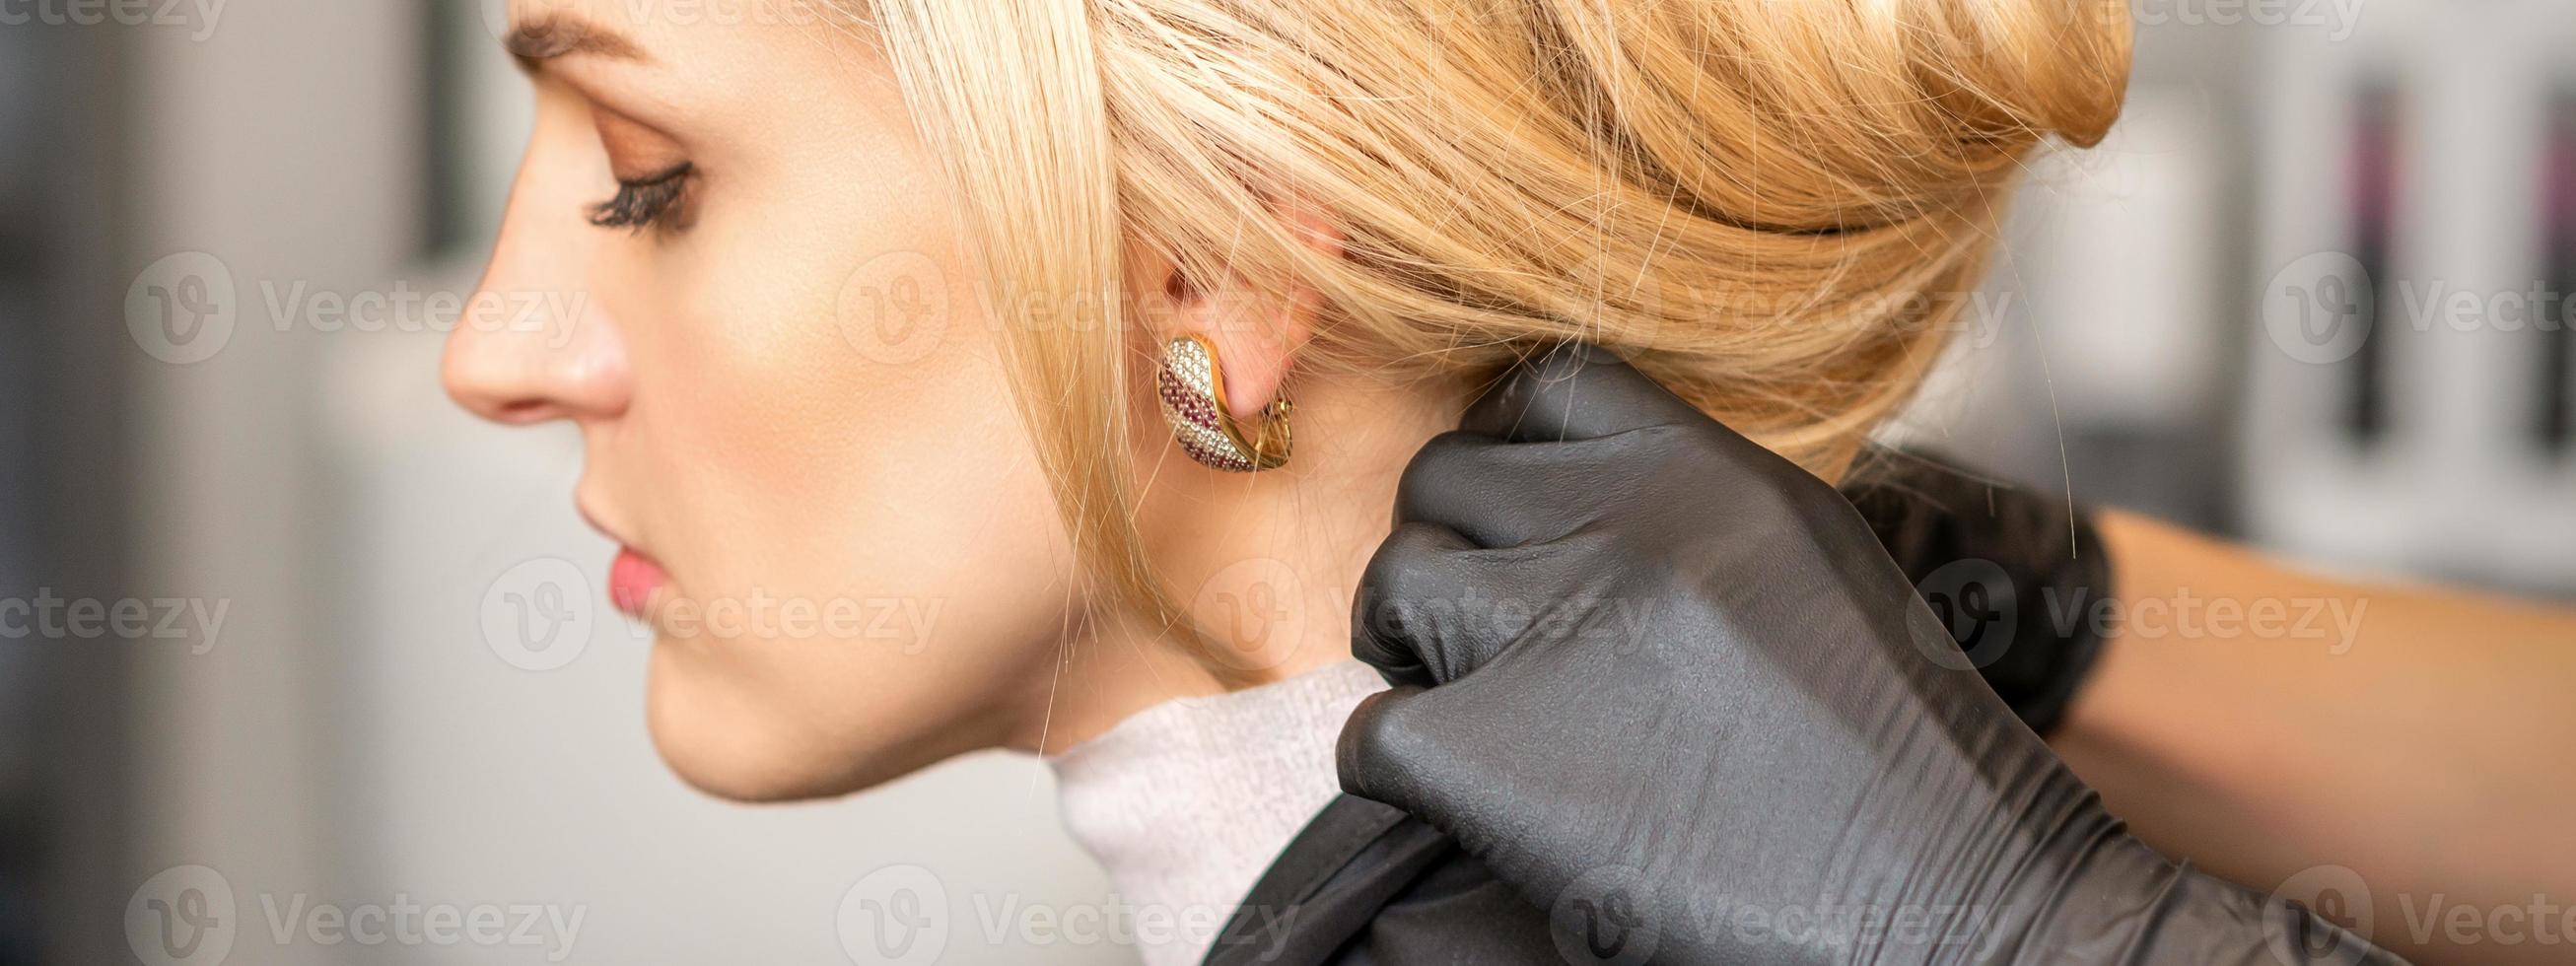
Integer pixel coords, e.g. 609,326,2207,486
1338,343,2401,965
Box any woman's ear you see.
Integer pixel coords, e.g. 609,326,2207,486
1150,189,1345,420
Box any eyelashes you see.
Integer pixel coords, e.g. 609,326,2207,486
588,162,694,232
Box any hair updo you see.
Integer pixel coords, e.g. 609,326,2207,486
855,0,2131,681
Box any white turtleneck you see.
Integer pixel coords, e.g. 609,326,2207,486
1047,659,1390,966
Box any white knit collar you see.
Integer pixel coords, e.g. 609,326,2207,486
1047,660,1389,966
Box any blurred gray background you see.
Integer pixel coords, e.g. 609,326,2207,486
2,0,2569,963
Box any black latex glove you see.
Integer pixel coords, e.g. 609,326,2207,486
1338,343,2401,965
1842,448,2114,736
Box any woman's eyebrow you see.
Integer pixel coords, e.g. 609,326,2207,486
505,14,652,72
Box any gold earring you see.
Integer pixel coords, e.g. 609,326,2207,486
1156,333,1292,472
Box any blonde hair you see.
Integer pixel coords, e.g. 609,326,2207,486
857,0,2130,683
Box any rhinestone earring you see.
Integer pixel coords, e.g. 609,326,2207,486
1156,333,1292,472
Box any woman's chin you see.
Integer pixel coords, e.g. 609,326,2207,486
639,642,883,803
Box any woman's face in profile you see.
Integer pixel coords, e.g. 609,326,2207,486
443,0,1096,800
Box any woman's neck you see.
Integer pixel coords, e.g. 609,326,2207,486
1008,367,1463,754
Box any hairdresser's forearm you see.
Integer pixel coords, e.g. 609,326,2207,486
2050,511,2576,966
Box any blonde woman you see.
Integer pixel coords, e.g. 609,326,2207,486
444,1,2573,963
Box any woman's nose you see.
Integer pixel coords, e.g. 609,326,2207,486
442,238,631,426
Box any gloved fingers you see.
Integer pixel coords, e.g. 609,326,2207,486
1392,429,1643,548
1351,520,1546,687
1462,341,1709,444
1457,343,1812,503
1335,684,1433,804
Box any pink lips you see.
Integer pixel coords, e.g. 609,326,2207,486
609,547,670,617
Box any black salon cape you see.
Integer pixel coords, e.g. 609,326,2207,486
1202,450,2114,965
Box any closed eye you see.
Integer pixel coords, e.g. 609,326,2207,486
589,162,694,233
